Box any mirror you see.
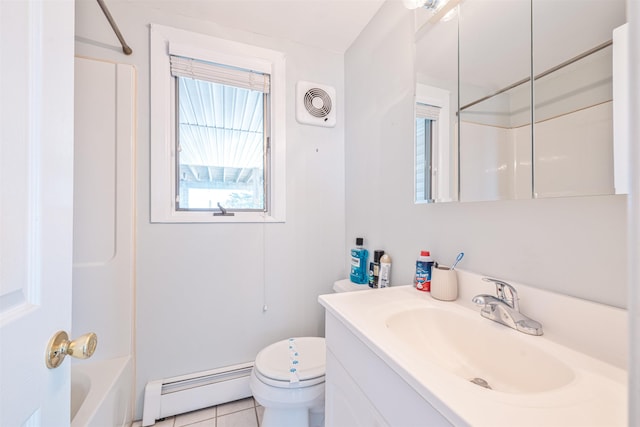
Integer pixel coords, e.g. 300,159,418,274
414,4,459,203
532,0,625,198
458,0,532,202
414,0,627,203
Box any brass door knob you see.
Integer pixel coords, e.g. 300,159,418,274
45,331,98,369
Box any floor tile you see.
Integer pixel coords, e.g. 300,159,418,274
174,406,216,426
181,418,215,427
217,408,259,427
217,397,255,416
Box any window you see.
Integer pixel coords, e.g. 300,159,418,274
150,24,286,223
172,56,269,212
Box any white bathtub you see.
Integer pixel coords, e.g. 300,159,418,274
71,356,133,427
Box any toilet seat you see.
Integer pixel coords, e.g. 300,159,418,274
254,337,326,389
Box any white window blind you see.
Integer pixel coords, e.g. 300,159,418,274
416,103,440,120
170,55,270,93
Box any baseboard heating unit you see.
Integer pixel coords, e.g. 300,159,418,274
142,362,254,426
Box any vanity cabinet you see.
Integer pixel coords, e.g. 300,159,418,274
324,313,453,427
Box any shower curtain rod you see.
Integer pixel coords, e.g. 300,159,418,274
96,0,132,55
460,39,612,112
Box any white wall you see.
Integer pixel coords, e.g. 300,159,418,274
75,0,346,418
627,0,640,420
345,1,627,313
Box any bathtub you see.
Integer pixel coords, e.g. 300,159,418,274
71,356,133,427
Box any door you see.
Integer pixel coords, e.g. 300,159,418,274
0,0,75,425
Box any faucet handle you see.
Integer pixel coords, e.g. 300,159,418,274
482,277,519,311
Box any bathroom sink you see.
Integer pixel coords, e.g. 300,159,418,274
385,307,575,394
320,283,626,426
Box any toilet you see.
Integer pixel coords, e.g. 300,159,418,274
250,279,368,427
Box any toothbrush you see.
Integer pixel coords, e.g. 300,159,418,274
451,252,464,270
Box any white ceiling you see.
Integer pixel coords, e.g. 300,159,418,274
139,0,387,52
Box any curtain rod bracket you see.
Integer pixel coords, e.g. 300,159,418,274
96,0,133,55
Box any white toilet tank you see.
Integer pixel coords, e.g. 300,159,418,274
332,279,370,293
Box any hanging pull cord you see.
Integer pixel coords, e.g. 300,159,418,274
96,0,133,55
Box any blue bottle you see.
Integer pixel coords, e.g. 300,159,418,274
350,237,369,284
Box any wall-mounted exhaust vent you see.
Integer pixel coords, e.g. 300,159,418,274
296,81,336,127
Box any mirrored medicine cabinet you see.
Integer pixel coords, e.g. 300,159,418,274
414,0,627,203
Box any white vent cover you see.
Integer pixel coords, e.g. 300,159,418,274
296,81,336,127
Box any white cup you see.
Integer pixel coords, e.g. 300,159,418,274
430,266,458,301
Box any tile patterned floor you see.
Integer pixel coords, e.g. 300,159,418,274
132,397,264,427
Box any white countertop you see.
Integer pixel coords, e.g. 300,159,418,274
320,280,627,426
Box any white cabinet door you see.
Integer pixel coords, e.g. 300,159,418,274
325,350,390,427
0,0,75,424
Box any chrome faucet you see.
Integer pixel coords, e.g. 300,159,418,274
472,278,543,336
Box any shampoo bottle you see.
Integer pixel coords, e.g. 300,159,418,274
350,237,369,284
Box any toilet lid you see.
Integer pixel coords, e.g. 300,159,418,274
255,337,325,384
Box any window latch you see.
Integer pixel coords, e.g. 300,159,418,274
214,202,235,216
